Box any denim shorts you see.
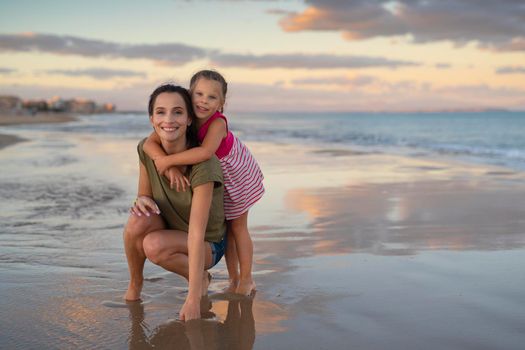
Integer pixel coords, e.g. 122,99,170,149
209,233,227,268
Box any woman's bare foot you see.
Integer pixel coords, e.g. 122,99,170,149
201,271,212,296
235,279,256,296
124,280,143,301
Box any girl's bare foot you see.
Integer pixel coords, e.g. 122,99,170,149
124,281,143,301
202,271,212,296
224,279,239,293
235,279,256,296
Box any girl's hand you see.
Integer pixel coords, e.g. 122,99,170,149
165,167,190,192
129,195,161,217
153,156,171,175
179,298,201,321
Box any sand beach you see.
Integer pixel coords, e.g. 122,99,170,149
0,111,77,126
1,113,525,349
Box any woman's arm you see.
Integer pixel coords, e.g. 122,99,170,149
179,181,214,321
155,118,227,173
130,162,161,217
138,162,153,197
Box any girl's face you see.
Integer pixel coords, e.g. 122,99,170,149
191,78,224,120
149,92,191,143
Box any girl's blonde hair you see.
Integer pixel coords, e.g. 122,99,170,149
189,70,228,112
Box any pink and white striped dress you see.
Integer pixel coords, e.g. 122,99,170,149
198,111,265,220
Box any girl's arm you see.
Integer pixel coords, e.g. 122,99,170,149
144,131,190,191
143,132,166,162
179,181,214,321
155,118,227,173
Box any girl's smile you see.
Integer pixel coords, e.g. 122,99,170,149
191,78,224,121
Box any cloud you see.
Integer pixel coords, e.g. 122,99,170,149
0,67,17,74
496,66,525,74
209,53,418,69
278,0,525,51
292,75,377,86
290,75,433,95
44,68,147,79
3,79,524,112
227,81,525,112
0,33,208,65
435,63,451,69
434,84,525,99
492,37,525,52
0,32,419,70
266,8,295,15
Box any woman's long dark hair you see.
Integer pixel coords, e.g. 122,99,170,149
148,84,198,148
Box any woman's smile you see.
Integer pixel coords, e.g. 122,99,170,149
149,92,190,145
160,125,180,132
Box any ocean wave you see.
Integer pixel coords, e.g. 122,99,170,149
24,111,525,171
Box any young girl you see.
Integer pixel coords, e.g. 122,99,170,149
143,70,264,295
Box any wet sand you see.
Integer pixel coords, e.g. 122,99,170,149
0,111,78,149
1,121,525,349
0,133,26,150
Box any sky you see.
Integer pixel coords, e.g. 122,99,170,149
1,0,524,112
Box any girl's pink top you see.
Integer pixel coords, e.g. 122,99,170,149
197,111,234,159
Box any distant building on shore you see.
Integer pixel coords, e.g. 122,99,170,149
0,95,116,114
0,95,22,112
66,98,97,114
47,96,67,112
23,99,48,113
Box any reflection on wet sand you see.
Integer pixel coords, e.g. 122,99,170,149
269,179,525,257
210,296,287,334
127,296,256,350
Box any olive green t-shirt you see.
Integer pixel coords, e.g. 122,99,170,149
137,139,226,243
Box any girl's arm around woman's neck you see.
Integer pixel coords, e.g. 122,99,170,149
159,117,227,167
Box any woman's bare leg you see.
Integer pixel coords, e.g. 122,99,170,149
143,230,214,296
230,212,256,295
123,213,165,301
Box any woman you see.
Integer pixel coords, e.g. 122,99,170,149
123,84,226,321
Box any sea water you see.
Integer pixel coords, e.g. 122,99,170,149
21,110,525,170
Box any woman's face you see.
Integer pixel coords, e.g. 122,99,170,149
149,92,191,143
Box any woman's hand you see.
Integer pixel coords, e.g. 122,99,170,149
129,195,161,217
179,297,201,321
165,167,190,192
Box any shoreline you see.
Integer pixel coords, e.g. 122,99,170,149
0,111,78,150
0,111,78,126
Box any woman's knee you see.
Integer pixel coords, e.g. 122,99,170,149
124,214,163,241
143,233,167,265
